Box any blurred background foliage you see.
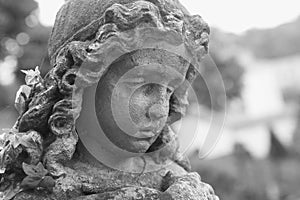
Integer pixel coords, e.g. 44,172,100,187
191,42,244,111
0,0,300,200
0,0,51,125
0,0,51,74
188,16,300,200
238,17,300,59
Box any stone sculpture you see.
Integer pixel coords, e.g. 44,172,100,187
0,0,219,199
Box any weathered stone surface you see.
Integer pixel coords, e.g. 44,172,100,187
165,173,219,200
73,187,164,200
0,0,218,199
48,0,208,65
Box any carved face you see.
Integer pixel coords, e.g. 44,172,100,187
94,51,185,153
76,49,191,159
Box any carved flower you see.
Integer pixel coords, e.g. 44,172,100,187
15,85,31,115
21,162,55,191
21,66,42,86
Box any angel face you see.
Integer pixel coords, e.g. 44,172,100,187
95,52,185,153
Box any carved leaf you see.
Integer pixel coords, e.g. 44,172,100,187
0,184,22,200
21,66,42,86
0,132,21,149
15,85,31,114
10,134,21,149
38,176,56,190
17,133,35,149
22,162,48,177
20,176,41,189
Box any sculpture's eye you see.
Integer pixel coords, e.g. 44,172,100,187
144,84,156,96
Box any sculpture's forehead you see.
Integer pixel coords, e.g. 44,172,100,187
48,0,189,65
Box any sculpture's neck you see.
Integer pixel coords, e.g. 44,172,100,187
76,137,170,173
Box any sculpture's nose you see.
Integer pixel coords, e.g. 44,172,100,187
148,104,167,120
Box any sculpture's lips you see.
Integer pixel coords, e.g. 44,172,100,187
135,130,157,138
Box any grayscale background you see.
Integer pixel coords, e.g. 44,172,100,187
1,0,300,199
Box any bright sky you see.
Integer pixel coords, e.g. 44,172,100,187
36,0,300,34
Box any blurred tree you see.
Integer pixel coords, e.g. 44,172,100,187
189,28,244,111
0,0,51,112
0,0,37,31
0,0,36,123
269,127,288,160
238,16,300,59
0,0,51,74
292,106,300,156
0,0,38,57
0,86,9,107
16,25,51,81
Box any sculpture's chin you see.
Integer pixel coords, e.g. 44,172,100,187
104,130,160,154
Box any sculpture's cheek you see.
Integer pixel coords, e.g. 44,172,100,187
129,83,170,134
